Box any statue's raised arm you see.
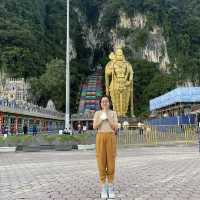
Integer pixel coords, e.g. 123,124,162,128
105,52,115,96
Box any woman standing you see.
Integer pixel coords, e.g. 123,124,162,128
93,95,118,199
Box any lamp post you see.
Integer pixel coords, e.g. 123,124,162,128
65,0,70,130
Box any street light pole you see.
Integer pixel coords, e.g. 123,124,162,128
65,0,70,130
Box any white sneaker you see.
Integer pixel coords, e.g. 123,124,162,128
108,184,115,199
101,184,108,199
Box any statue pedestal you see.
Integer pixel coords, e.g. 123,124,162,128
118,116,138,127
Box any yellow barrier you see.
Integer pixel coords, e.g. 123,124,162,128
117,125,198,146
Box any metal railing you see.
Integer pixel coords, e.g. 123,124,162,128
117,125,198,146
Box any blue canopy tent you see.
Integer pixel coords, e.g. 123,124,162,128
148,87,200,125
150,87,200,111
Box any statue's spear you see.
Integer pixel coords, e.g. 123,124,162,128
130,79,134,117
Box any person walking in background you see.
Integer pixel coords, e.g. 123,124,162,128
83,125,87,133
93,95,118,199
23,123,28,135
32,124,37,136
77,123,82,134
138,121,144,135
4,126,9,136
1,125,5,135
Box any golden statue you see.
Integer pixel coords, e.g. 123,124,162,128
105,48,134,117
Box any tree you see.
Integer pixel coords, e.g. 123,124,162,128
30,59,65,111
30,58,89,113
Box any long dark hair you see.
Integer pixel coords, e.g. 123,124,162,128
99,95,112,110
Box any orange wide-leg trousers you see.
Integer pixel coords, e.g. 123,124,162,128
96,132,117,184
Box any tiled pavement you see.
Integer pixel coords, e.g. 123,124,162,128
1,146,200,200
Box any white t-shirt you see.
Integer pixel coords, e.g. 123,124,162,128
93,110,118,132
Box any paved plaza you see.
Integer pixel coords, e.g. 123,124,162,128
1,146,200,200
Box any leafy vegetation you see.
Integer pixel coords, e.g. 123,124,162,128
0,0,199,116
0,134,90,146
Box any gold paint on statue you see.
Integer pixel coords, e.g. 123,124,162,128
105,48,134,117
